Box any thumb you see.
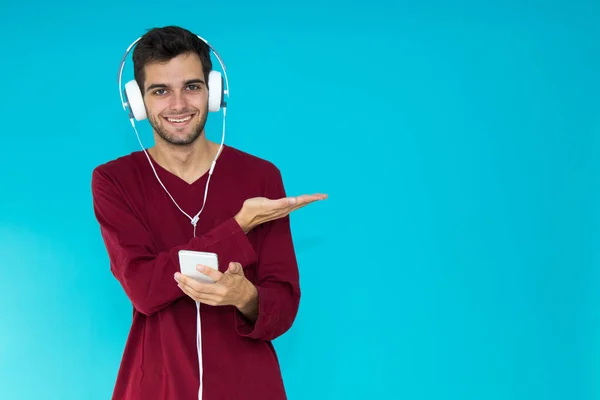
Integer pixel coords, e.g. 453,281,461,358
227,262,244,275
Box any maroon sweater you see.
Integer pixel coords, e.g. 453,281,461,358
91,145,300,399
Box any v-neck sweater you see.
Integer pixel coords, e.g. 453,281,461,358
91,144,300,399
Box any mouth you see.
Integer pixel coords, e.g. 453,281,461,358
163,113,195,127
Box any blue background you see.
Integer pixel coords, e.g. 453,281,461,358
1,0,599,399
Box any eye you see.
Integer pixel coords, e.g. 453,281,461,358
152,89,168,96
186,84,201,91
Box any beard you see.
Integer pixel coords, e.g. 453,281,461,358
148,105,208,146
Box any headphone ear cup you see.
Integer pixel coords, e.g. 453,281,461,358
124,80,147,121
208,70,222,112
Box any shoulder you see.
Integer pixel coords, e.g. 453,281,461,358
93,150,143,175
222,145,282,179
91,151,145,192
221,145,287,196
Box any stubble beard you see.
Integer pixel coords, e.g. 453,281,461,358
148,106,208,146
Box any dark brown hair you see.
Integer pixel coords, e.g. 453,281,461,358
132,26,212,91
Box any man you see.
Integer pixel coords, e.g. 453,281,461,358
91,25,326,399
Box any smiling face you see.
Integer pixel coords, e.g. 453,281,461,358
142,52,209,146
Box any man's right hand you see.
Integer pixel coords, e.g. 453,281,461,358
234,193,328,233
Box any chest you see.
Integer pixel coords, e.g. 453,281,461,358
133,168,262,252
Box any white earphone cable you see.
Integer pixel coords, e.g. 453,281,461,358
119,34,229,400
129,107,226,400
128,107,226,238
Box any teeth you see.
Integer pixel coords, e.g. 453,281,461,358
167,115,192,123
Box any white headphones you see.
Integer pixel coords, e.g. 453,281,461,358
117,34,229,119
116,32,230,238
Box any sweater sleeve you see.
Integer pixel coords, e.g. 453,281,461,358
91,167,257,316
234,167,301,341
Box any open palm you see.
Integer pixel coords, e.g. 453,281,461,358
239,193,328,230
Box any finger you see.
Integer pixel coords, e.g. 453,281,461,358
177,281,198,299
287,199,316,213
178,284,222,305
294,194,327,208
194,294,222,306
268,194,325,211
277,194,326,212
296,193,328,204
196,264,223,282
176,273,221,295
226,262,244,276
267,197,297,208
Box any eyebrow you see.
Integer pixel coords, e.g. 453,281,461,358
146,79,206,93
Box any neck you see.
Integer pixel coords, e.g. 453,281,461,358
148,133,220,184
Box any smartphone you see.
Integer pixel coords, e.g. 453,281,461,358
178,250,219,283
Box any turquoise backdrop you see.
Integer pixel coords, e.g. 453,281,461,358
1,1,599,399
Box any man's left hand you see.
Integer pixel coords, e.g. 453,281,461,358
174,262,256,310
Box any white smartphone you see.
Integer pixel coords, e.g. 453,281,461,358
178,250,219,283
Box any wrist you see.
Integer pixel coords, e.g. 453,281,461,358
234,212,252,233
237,279,258,314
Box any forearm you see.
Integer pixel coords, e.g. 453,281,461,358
92,169,258,316
106,217,257,316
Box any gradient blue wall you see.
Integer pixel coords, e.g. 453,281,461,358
1,1,599,399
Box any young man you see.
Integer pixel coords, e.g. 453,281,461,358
91,26,326,399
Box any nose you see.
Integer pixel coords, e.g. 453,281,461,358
170,90,189,111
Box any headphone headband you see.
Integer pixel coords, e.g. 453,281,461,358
117,34,229,116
